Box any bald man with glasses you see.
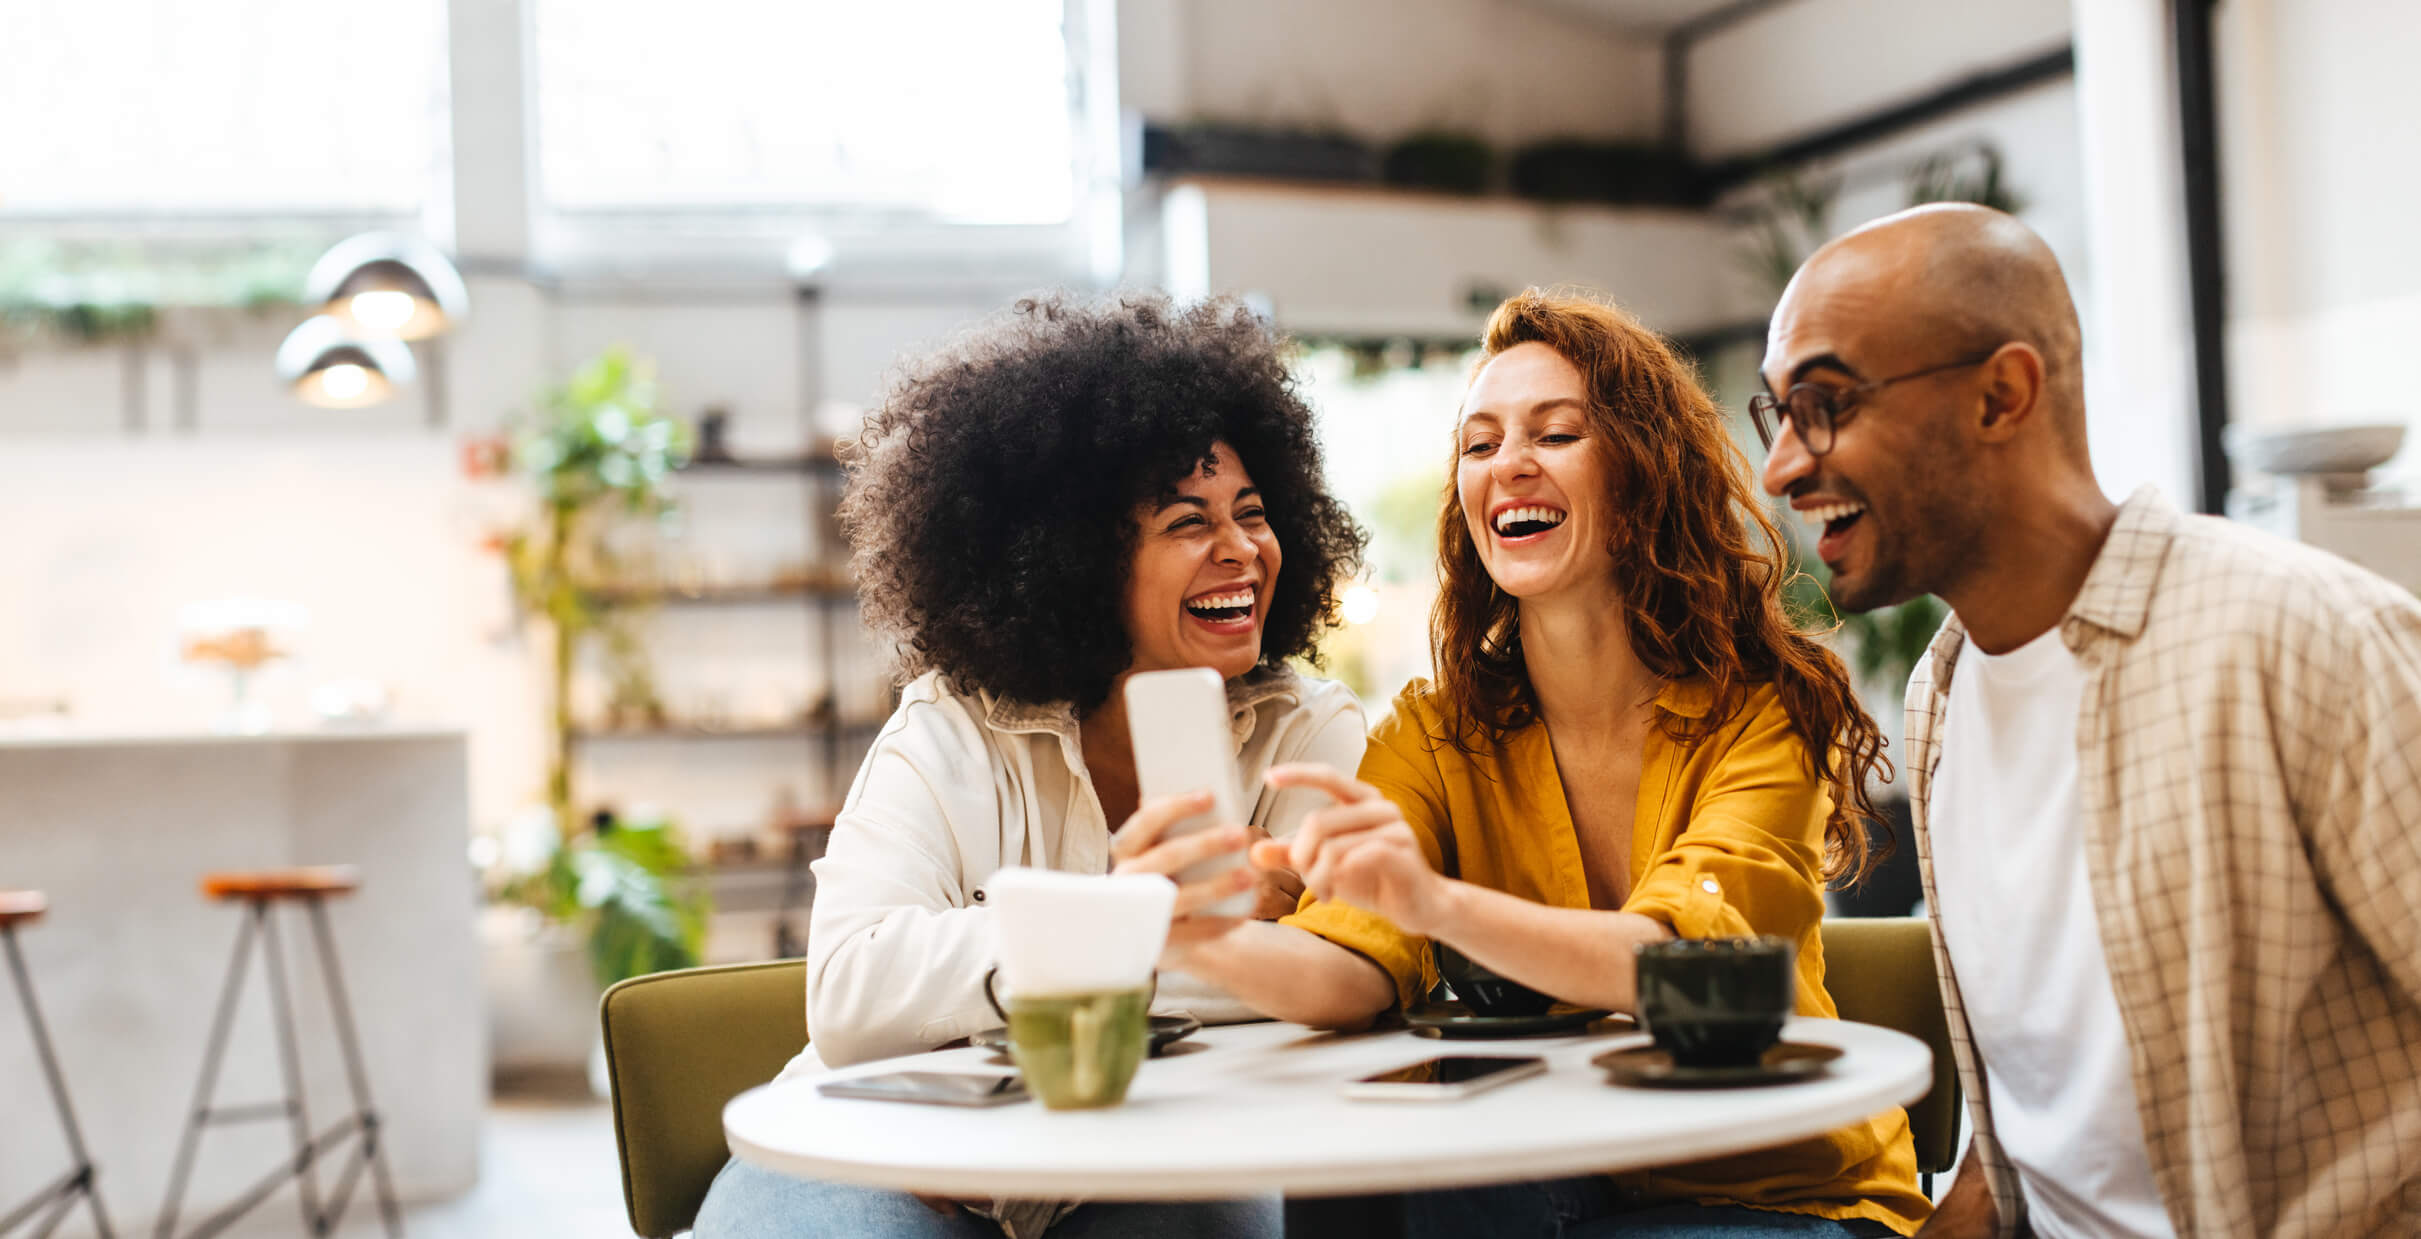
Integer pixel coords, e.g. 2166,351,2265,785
1756,204,2421,1239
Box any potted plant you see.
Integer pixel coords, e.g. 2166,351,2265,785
474,349,711,1084
494,808,710,992
495,348,691,837
1508,140,1698,207
1139,120,1379,184
1381,132,1495,195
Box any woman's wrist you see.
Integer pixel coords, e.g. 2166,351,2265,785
1415,874,1478,941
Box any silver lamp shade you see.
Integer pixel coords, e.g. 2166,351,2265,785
275,316,417,409
305,232,470,341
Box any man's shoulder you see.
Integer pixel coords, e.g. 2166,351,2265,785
2153,512,2420,635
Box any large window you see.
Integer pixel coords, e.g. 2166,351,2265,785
533,0,1076,226
0,0,444,216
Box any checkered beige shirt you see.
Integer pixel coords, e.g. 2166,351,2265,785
1905,487,2421,1238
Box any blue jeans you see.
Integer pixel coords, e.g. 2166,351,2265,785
1405,1178,1899,1239
692,1158,1283,1239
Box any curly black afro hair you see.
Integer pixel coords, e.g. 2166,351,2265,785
838,292,1366,711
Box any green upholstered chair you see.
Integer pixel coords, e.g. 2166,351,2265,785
1818,916,1962,1191
600,959,808,1237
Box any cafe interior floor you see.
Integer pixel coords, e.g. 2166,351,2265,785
193,1083,629,1239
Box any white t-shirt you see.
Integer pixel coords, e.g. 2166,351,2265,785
1929,627,2175,1239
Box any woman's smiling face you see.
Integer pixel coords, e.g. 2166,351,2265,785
1455,342,1612,602
1122,441,1282,681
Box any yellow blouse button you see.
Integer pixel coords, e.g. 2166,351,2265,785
1700,877,1721,895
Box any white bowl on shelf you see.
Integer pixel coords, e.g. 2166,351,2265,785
2226,422,2407,477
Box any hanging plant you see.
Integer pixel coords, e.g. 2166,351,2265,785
0,237,314,349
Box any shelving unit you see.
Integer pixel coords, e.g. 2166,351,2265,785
567,719,885,743
590,582,857,606
568,447,886,958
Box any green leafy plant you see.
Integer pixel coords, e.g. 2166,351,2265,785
500,810,710,989
1781,559,1948,699
1738,170,1840,295
1382,131,1495,195
1903,147,2025,215
487,348,706,987
495,348,692,836
0,237,316,349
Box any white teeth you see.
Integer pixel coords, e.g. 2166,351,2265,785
1185,590,1254,613
1800,501,1867,527
1492,505,1568,534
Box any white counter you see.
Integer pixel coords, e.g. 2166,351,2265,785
0,727,483,1235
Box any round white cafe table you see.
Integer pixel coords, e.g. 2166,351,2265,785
724,1016,1932,1200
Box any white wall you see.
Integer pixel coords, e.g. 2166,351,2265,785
1162,181,1763,338
0,288,998,843
1679,2,2163,499
1683,0,2073,160
1120,0,1662,144
0,0,1673,850
2219,0,2421,486
1708,80,2089,302
2066,0,2199,507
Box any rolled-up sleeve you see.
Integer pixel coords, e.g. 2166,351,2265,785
1623,693,1829,946
1280,692,1447,1012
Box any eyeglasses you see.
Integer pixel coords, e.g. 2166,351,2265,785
1747,352,1997,457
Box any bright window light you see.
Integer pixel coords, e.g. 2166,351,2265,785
0,0,442,214
533,0,1075,225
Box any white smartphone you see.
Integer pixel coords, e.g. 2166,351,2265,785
1123,667,1252,918
1340,1055,1550,1101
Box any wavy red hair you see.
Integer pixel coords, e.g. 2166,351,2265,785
1433,289,1888,884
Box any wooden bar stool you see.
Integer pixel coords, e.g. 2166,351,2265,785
155,866,401,1239
1,890,116,1238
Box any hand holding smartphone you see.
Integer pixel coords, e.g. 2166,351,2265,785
1122,668,1252,918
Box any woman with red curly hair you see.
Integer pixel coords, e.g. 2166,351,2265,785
1182,290,1929,1236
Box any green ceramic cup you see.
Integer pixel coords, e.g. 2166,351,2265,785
984,967,1154,1110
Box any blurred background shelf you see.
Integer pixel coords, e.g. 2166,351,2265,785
567,719,884,742
678,453,844,476
587,582,858,606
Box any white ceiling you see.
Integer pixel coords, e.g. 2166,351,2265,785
1520,0,1755,37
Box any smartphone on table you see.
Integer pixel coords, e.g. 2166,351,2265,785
1340,1055,1549,1101
817,1071,1029,1107
1123,667,1252,918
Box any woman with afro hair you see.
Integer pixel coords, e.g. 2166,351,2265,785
692,293,1369,1239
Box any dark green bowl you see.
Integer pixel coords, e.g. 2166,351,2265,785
1633,936,1795,1067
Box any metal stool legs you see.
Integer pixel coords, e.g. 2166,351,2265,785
0,922,116,1239
154,895,401,1239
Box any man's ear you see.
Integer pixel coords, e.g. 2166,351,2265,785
1975,343,2045,440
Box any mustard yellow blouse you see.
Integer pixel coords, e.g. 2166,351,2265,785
1282,677,1930,1236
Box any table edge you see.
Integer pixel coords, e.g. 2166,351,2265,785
724,1019,1936,1201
